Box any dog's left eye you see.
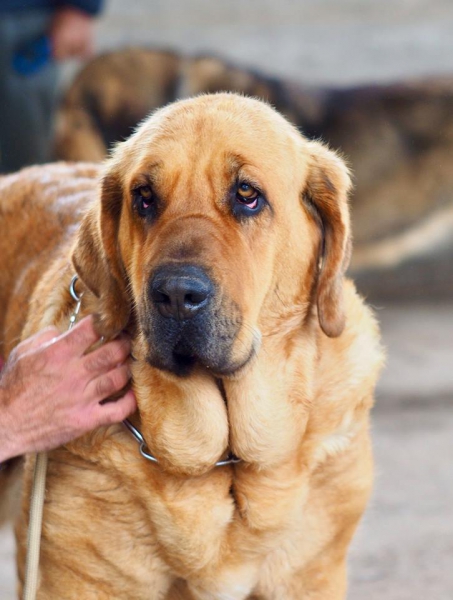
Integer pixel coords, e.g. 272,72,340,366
237,183,259,204
233,182,264,217
133,185,155,217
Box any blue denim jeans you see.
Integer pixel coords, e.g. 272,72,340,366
0,9,59,172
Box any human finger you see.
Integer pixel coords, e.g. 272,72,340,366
91,390,137,427
85,365,132,404
82,336,131,377
56,315,101,357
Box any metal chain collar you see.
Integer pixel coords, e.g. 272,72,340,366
70,275,241,469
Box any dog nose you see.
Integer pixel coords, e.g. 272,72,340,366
150,265,213,320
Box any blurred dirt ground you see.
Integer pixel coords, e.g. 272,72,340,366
1,1,453,599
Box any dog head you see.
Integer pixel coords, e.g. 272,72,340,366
72,94,351,379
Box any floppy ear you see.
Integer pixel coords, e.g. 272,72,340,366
71,170,130,337
303,140,352,338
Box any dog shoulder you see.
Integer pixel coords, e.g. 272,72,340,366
306,279,384,466
317,278,385,401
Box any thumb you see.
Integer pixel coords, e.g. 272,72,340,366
15,326,61,357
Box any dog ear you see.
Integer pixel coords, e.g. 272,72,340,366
71,170,130,337
303,140,352,338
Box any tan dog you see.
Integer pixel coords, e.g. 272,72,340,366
1,94,383,599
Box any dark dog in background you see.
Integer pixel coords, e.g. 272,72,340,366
54,49,321,163
54,48,453,298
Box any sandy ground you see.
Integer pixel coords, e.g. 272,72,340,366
1,1,453,598
1,302,452,599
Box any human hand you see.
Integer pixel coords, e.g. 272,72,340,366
0,316,136,462
49,6,96,61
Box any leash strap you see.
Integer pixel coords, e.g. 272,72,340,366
22,453,48,600
22,275,82,600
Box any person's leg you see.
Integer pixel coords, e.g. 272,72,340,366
0,10,59,173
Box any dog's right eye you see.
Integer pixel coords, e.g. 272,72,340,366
133,185,155,217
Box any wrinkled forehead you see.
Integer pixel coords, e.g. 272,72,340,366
114,95,306,187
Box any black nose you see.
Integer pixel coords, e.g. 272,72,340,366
150,265,213,320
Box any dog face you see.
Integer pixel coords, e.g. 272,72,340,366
73,94,351,378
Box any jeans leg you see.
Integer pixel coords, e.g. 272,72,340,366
0,9,59,173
